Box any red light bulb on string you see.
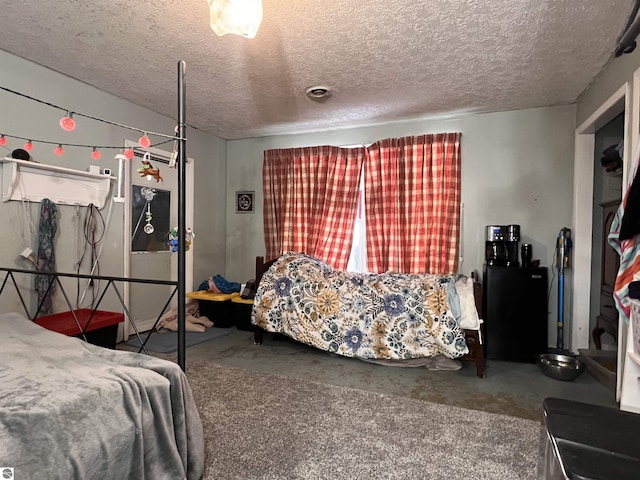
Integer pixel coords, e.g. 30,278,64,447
0,135,6,146
59,112,76,132
124,148,135,159
138,133,151,148
24,141,33,151
54,144,64,156
91,147,101,160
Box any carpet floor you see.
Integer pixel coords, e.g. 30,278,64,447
186,360,540,480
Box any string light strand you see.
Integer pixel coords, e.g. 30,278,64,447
0,85,186,141
0,132,175,151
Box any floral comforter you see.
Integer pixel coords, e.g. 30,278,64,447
252,252,469,360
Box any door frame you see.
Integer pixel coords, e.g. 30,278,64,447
121,140,195,338
572,82,631,401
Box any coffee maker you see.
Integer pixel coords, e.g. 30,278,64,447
485,225,520,267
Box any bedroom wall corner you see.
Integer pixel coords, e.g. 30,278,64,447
224,105,577,353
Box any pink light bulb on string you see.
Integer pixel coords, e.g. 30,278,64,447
54,144,64,156
0,135,6,146
24,141,33,151
138,133,151,148
91,147,101,160
59,112,76,132
124,148,135,159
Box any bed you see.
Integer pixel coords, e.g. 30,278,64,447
0,311,204,480
252,252,486,377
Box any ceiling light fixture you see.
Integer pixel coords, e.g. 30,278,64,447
207,0,263,39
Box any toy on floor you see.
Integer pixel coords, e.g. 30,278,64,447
156,300,213,332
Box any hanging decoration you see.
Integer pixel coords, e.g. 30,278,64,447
137,153,163,182
169,135,179,168
138,133,151,148
0,85,185,159
59,112,76,132
168,227,195,252
139,186,157,235
0,131,173,159
144,203,154,234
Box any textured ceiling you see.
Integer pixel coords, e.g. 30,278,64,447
0,0,635,140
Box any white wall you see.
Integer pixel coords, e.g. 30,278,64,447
225,105,577,347
0,50,227,315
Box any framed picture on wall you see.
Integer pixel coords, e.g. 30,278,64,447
235,190,255,214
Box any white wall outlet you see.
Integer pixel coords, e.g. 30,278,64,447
103,168,111,175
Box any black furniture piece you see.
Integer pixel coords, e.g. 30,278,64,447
539,397,640,480
483,265,548,362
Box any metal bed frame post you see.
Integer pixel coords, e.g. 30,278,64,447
177,60,187,371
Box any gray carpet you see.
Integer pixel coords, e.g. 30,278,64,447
186,360,541,480
122,327,230,353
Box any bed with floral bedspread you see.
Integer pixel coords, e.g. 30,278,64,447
252,252,470,361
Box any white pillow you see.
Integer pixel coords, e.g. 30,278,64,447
455,276,480,330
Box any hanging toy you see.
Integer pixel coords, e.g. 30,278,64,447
140,187,156,235
138,152,163,182
143,203,154,234
168,227,195,252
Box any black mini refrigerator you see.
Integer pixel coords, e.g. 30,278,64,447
483,265,548,362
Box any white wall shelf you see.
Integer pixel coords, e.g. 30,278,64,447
620,299,640,414
1,157,115,208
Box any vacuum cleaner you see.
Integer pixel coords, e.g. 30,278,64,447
554,227,572,353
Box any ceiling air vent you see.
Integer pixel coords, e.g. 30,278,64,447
305,86,332,100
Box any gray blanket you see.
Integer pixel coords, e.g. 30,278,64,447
0,312,204,480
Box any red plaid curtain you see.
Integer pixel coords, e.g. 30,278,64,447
364,133,461,274
263,146,364,269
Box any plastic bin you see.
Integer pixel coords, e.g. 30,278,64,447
35,309,124,349
186,291,239,328
231,297,254,331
